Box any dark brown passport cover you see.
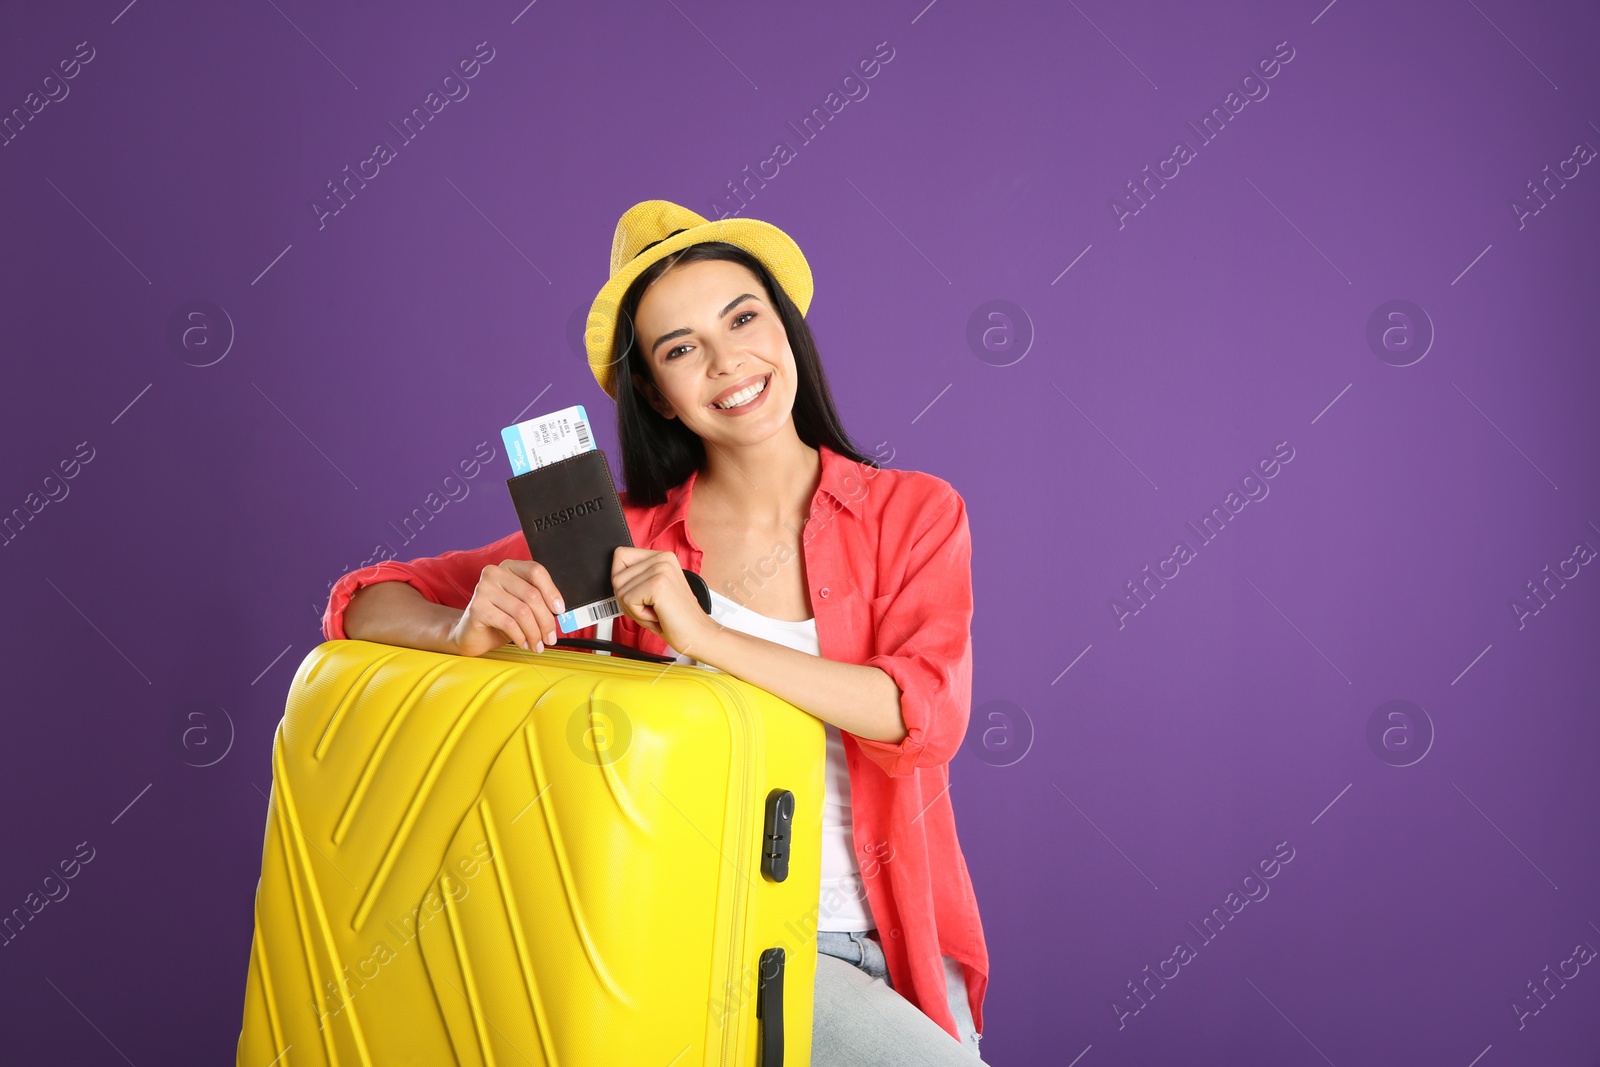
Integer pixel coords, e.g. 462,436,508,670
505,448,632,627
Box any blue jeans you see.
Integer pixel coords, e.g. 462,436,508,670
811,928,985,1064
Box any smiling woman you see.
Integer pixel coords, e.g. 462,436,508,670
328,200,990,1062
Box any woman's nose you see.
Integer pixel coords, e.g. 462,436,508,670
706,339,747,376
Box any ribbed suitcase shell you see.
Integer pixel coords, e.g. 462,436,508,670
236,639,824,1066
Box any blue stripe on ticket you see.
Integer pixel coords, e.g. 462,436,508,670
500,426,530,474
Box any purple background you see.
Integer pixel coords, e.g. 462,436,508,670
3,0,1598,1063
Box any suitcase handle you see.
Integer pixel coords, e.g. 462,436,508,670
548,636,677,663
756,946,785,1066
547,569,714,664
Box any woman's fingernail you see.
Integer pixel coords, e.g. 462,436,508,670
521,639,530,650
534,641,544,654
546,629,557,646
553,598,565,614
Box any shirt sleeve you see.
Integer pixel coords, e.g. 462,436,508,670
322,529,590,642
854,483,974,778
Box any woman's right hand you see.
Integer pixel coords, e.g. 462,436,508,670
447,559,566,657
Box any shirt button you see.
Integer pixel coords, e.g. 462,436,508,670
819,587,830,598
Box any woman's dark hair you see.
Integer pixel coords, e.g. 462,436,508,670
607,240,879,506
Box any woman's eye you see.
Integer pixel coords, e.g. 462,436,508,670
665,311,757,360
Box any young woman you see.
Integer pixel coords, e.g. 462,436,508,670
323,201,989,1063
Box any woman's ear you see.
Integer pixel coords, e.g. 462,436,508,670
633,371,676,420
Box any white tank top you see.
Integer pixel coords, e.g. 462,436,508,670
664,590,875,932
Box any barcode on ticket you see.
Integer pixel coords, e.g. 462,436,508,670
558,597,621,632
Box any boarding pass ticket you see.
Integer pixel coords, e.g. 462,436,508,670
501,404,594,475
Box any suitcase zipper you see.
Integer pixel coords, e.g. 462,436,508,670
487,646,759,1064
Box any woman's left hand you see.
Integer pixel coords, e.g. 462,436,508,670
611,547,718,656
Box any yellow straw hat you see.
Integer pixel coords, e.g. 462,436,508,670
584,200,814,400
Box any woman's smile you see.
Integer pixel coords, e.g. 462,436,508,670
708,372,772,415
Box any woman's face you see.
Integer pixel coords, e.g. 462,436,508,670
630,258,796,444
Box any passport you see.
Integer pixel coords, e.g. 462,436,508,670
505,447,630,632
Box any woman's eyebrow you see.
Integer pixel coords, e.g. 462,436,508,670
650,293,759,356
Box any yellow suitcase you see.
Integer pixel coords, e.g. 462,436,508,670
236,638,825,1066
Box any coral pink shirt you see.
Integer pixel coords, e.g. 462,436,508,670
320,443,988,1040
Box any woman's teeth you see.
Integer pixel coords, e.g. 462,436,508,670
713,375,767,409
